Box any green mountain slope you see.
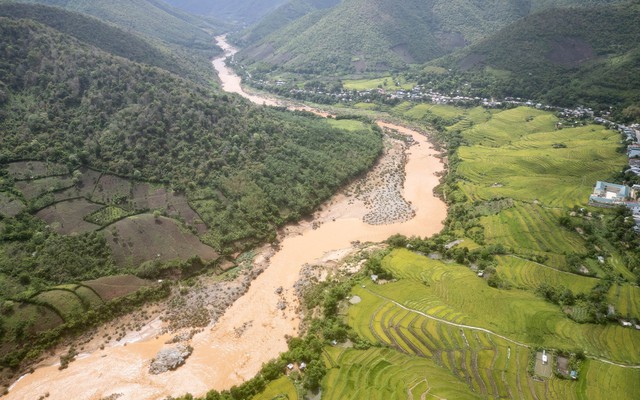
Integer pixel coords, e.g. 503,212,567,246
237,0,626,74
165,0,287,23
0,3,184,74
432,1,640,112
235,0,341,45
7,0,216,49
0,17,382,250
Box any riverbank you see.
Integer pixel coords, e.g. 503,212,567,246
4,36,447,400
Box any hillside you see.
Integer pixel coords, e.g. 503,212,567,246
0,3,188,75
236,0,626,75
234,0,341,45
164,0,287,23
7,0,217,49
430,2,640,113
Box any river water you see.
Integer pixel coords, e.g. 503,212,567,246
5,36,446,400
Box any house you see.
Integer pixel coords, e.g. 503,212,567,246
621,320,633,327
628,148,640,159
589,181,631,206
570,370,578,380
542,350,548,365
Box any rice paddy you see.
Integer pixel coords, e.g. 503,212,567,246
341,249,640,399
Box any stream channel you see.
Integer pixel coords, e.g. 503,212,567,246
5,36,447,400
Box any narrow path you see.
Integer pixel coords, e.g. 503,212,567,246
364,288,640,369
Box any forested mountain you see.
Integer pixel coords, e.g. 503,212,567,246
236,0,626,74
0,3,186,75
164,0,287,23
0,17,382,250
234,0,341,45
5,0,217,49
428,1,640,115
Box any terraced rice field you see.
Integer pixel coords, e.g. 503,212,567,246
608,283,640,321
496,256,598,293
351,250,640,361
322,348,479,400
461,107,557,146
481,203,586,267
343,249,640,398
457,123,624,207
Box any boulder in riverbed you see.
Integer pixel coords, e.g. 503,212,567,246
149,344,193,374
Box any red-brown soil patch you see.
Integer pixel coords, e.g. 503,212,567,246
15,176,74,200
6,161,68,180
82,274,152,301
104,214,218,267
92,174,133,206
35,198,101,234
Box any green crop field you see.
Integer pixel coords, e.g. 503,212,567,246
252,376,298,400
33,289,85,319
496,256,599,293
84,206,136,226
340,249,640,398
480,203,586,267
322,347,479,400
608,283,640,321
457,120,625,207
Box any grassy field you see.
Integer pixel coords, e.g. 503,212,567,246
252,376,298,400
33,289,85,319
82,274,151,301
326,119,368,131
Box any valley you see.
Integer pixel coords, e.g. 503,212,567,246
2,1,640,399
2,36,447,399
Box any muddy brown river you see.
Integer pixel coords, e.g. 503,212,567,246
5,36,447,400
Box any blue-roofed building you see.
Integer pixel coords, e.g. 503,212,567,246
589,181,632,206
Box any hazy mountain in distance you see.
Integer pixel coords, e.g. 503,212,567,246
163,0,287,23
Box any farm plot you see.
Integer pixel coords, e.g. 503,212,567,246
496,256,598,293
35,198,102,234
82,275,152,302
0,192,24,217
576,359,640,400
462,107,557,146
104,214,218,267
5,161,68,180
84,206,137,226
481,203,586,267
608,283,640,321
2,302,64,337
321,347,479,400
457,123,624,207
32,289,85,319
352,250,640,365
91,174,133,206
252,376,298,400
15,175,74,201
